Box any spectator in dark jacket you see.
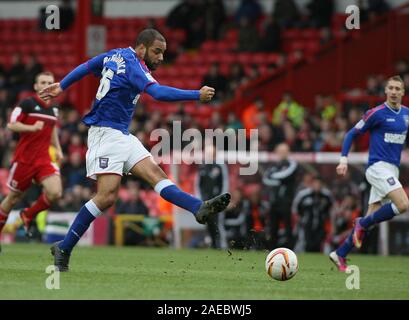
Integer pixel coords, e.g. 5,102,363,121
116,185,149,215
273,0,300,28
202,63,227,101
307,0,334,28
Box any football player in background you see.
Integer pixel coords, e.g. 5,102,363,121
330,76,409,271
0,72,63,252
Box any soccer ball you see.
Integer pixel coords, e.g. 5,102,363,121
265,248,298,281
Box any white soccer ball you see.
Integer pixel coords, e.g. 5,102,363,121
265,248,298,281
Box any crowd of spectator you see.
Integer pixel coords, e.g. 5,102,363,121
0,0,403,252
0,60,402,252
167,0,391,51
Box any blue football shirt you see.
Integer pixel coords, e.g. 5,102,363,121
82,47,156,134
353,103,409,167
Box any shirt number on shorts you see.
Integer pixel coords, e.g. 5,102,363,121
96,67,114,100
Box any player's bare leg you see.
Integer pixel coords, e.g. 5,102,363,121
0,190,25,252
92,174,122,211
20,175,62,236
353,188,409,248
51,174,121,271
330,202,381,271
387,188,409,214
42,175,63,203
129,156,230,224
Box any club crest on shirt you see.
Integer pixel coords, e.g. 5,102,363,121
99,157,109,169
387,177,396,186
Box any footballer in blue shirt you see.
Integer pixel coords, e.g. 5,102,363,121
330,76,409,272
40,29,231,271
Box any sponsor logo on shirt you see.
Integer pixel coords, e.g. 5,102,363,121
386,118,395,122
384,132,406,144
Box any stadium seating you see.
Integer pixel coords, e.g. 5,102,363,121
0,13,375,123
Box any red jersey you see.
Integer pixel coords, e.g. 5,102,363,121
9,95,58,165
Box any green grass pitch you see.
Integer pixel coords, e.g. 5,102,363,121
1,243,409,300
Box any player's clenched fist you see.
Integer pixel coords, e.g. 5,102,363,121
199,86,215,102
336,156,348,176
39,82,63,101
336,163,348,176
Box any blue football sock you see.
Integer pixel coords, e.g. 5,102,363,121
154,179,202,214
359,203,398,229
59,200,101,253
336,231,354,258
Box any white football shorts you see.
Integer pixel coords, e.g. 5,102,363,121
86,126,151,180
365,161,402,204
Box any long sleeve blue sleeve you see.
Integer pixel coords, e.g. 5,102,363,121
341,128,361,157
60,53,105,90
60,63,89,90
145,83,200,101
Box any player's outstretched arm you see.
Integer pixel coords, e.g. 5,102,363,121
39,53,105,101
336,128,360,176
145,83,215,102
7,120,44,133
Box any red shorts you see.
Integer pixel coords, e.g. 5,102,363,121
6,161,60,193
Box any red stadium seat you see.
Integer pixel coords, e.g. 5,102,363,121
168,29,186,43
332,14,348,31
225,29,238,42
18,19,34,31
187,78,202,89
237,53,252,65
333,29,347,40
29,32,44,43
175,54,191,65
216,41,236,52
18,44,32,55
305,41,321,55
218,53,236,65
31,42,48,54
1,31,15,43
265,53,281,64
302,29,321,40
201,41,218,52
201,53,220,65
11,43,23,53
291,41,306,51
178,66,197,77
0,55,9,67
53,67,68,79
14,31,31,43
252,53,271,65
59,44,73,54
3,19,19,30
193,65,209,77
283,29,301,40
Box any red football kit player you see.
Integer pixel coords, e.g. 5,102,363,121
0,72,63,250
